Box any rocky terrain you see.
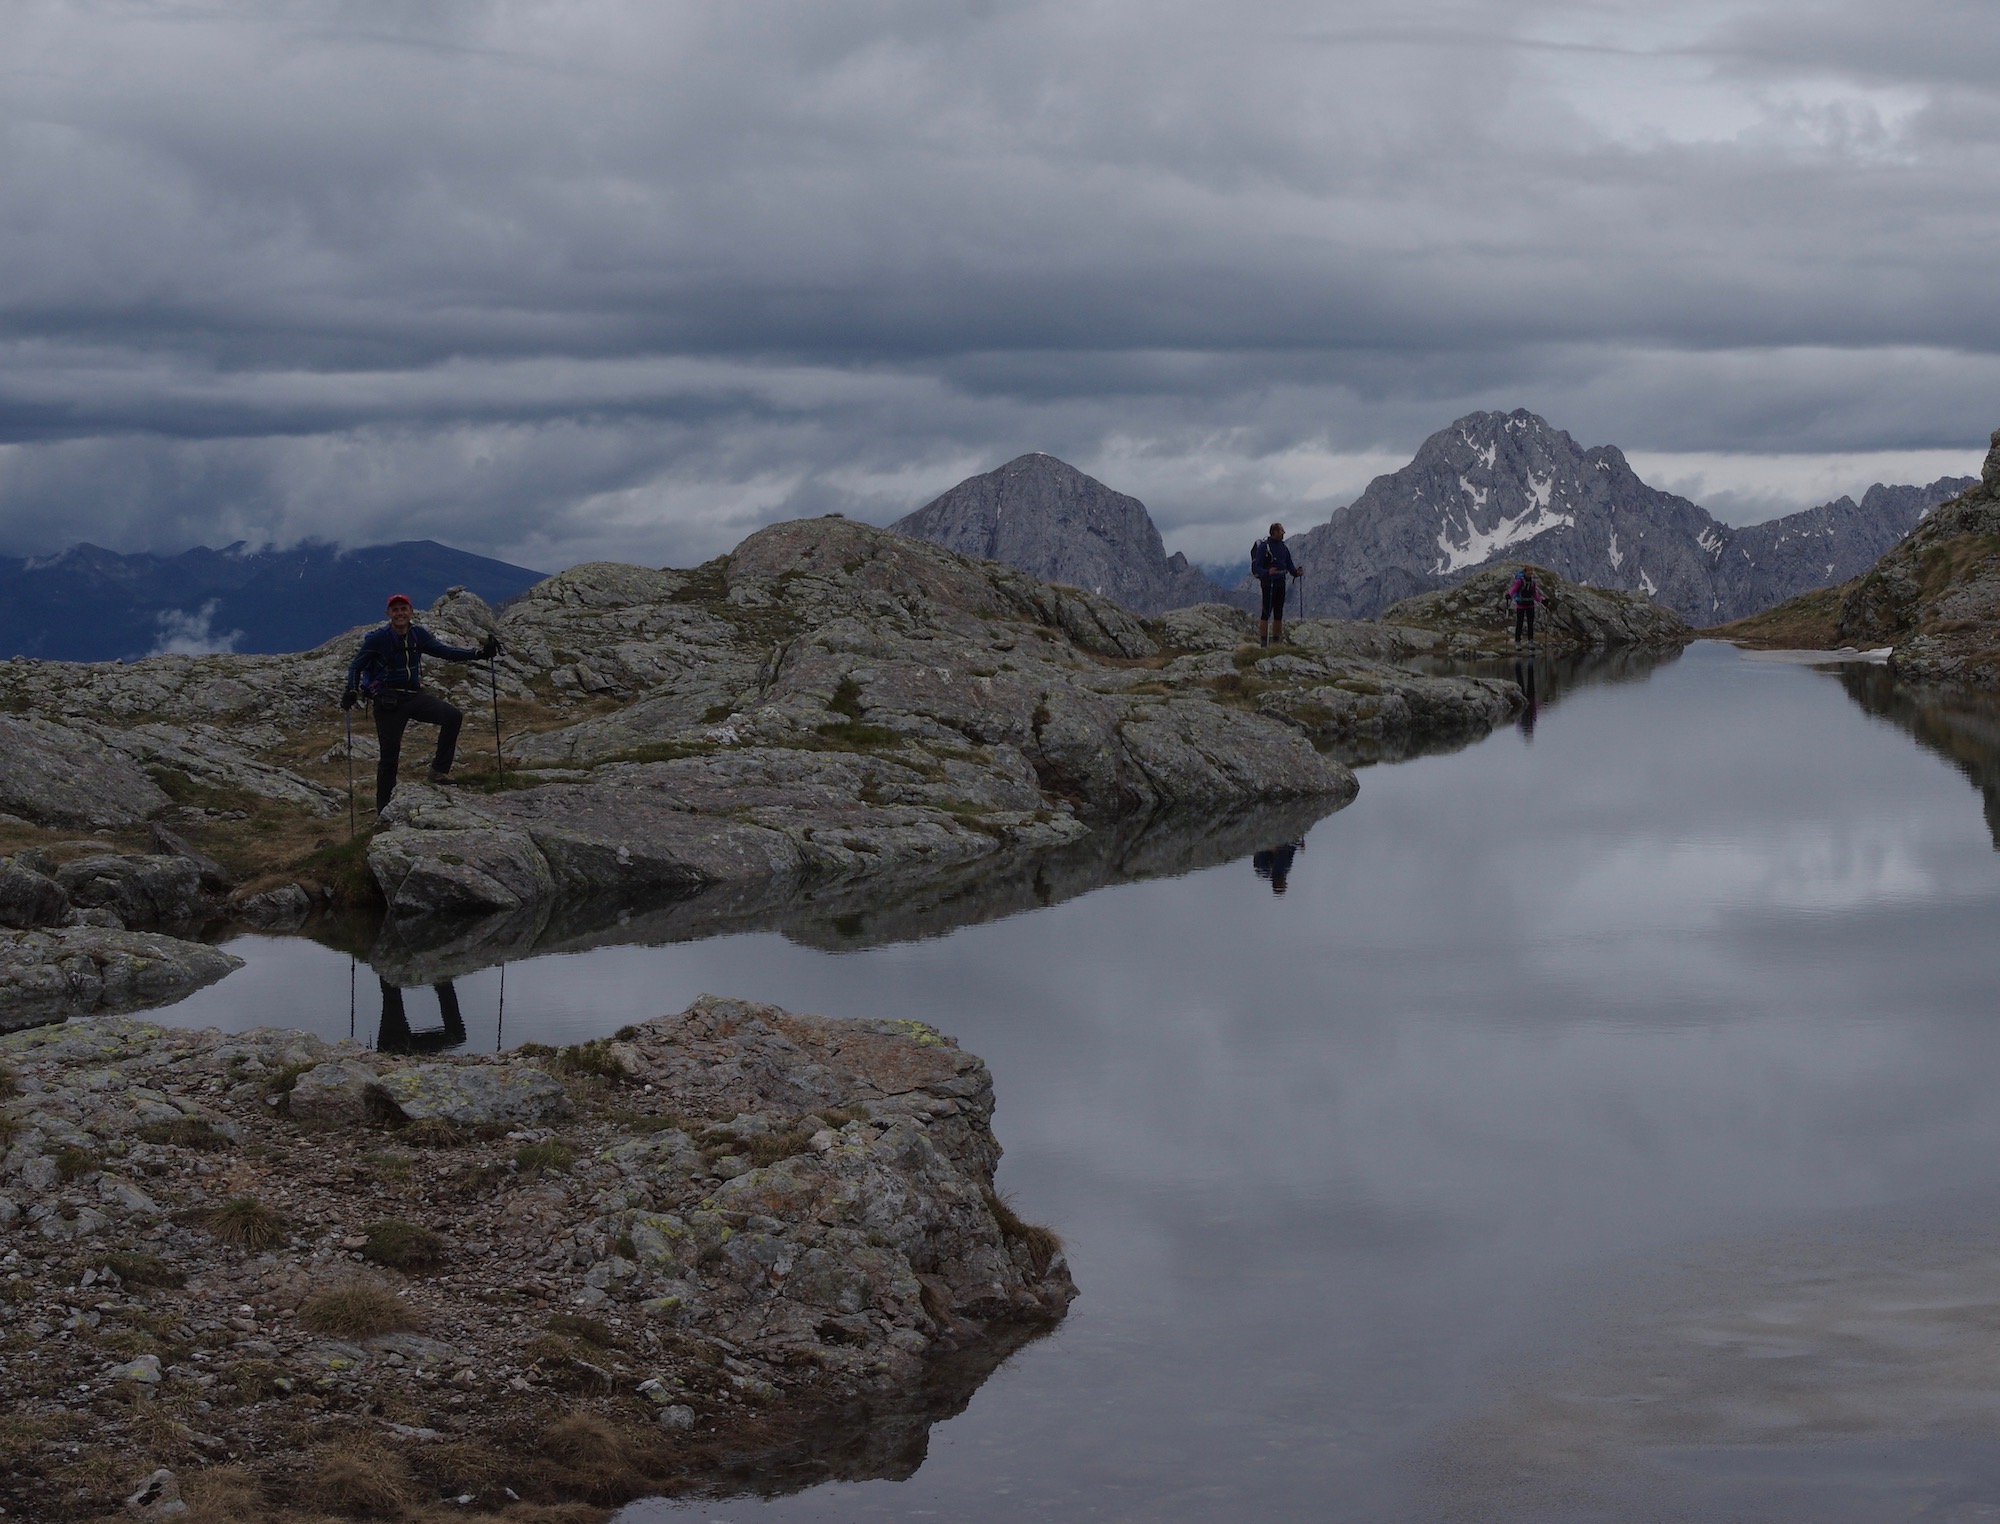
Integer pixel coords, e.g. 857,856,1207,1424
0,515,1536,1015
891,453,1220,614
1718,428,2000,688
1255,410,1970,625
0,995,1072,1522
1830,429,2000,687
1379,563,1692,652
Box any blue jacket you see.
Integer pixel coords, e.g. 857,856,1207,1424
1251,537,1298,580
346,623,482,696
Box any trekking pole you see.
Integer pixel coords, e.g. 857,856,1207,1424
488,654,506,788
344,707,356,839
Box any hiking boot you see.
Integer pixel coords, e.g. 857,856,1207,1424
426,769,457,786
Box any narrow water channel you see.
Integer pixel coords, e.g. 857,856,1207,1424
143,641,2000,1520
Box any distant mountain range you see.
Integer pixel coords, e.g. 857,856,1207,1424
0,540,547,662
892,414,1973,627
1263,410,1974,624
891,453,1222,615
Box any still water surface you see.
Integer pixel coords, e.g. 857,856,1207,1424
146,642,2000,1520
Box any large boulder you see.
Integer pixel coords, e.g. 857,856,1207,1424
55,855,209,928
0,857,69,930
0,715,170,829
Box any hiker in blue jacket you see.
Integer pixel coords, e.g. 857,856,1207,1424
341,593,499,811
1251,523,1303,646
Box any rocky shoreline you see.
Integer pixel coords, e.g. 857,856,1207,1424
1,996,1070,1521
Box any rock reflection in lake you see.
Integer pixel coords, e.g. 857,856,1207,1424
1384,642,1682,761
361,795,1342,986
1839,664,2000,849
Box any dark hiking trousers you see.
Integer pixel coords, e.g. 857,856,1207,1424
1260,575,1289,622
372,689,463,810
1514,604,1536,642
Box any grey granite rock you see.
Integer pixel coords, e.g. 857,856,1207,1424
55,854,209,928
374,1061,574,1127
0,927,241,1030
0,714,171,828
0,857,69,930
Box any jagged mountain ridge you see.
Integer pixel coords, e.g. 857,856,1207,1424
889,452,1222,615
0,539,547,661
1267,411,1973,624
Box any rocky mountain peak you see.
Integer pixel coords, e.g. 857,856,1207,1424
890,453,1220,615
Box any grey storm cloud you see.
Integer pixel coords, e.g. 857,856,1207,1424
3,0,1999,567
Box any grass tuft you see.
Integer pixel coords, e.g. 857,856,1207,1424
746,1128,816,1168
545,1312,616,1348
135,1116,233,1150
99,1251,185,1289
187,1197,288,1251
53,1146,100,1182
361,1218,448,1272
514,1139,575,1175
312,1441,415,1517
299,1282,419,1338
553,1040,627,1079
984,1188,1065,1277
0,1061,16,1099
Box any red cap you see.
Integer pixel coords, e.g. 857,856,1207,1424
385,593,413,611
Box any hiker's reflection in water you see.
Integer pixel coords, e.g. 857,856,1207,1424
1514,656,1539,740
1253,839,1303,895
376,977,468,1054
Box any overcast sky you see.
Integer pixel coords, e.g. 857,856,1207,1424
3,0,1998,571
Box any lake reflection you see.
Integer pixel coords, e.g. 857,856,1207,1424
140,642,2000,1520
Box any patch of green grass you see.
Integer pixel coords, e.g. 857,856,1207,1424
514,1140,576,1175
263,1061,316,1097
400,1117,471,1148
746,1128,816,1168
0,1062,16,1099
134,1116,233,1150
99,1252,185,1289
361,1150,415,1183
144,766,239,812
293,831,380,902
813,719,906,750
554,1040,627,1080
828,676,865,718
53,1146,100,1182
545,1312,616,1348
360,1219,448,1272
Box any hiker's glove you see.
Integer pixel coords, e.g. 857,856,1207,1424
339,688,359,711
480,634,502,660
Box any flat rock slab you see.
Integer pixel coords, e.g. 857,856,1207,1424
0,927,242,1031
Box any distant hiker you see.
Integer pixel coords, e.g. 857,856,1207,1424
1251,523,1303,646
1507,566,1546,646
341,593,499,811
1253,838,1302,895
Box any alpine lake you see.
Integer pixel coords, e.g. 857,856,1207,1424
134,639,2000,1522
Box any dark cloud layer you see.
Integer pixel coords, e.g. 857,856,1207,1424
2,1,1996,567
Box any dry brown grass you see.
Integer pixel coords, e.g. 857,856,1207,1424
312,1441,416,1518
298,1283,419,1339
179,1464,266,1523
984,1189,1065,1277
186,1197,288,1251
360,1219,448,1272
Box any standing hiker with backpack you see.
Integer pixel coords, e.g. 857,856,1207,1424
1506,566,1546,647
1252,523,1304,647
341,593,501,812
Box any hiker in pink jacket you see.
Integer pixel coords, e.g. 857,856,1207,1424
1507,567,1546,646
